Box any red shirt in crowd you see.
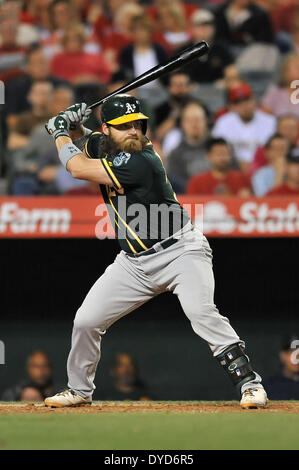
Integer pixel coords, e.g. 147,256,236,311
50,51,111,84
271,1,298,33
267,183,299,196
0,45,26,82
187,170,251,195
102,32,133,54
249,146,268,175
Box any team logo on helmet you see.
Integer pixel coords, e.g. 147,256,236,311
125,103,137,114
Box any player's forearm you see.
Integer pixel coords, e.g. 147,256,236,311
55,136,111,184
55,135,75,151
67,156,111,184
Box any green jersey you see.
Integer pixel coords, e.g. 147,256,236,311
86,132,190,254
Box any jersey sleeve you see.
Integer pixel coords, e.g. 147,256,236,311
101,152,153,190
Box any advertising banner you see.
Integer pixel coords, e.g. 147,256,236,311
0,196,298,238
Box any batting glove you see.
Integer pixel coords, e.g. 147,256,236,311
64,103,92,126
45,113,71,140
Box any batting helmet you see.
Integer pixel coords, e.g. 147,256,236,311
100,94,149,133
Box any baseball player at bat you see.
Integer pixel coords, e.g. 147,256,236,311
44,97,268,409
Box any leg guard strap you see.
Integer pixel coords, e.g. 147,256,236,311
216,343,256,394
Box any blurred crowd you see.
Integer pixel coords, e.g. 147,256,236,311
2,333,299,401
1,350,154,401
1,0,299,196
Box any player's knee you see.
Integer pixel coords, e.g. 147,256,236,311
73,309,91,330
183,301,217,323
73,306,107,331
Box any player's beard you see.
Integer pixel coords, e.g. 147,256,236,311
103,131,148,156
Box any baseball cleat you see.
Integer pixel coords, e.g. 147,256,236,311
240,387,268,409
44,389,92,408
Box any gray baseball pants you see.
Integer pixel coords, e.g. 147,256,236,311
67,222,262,398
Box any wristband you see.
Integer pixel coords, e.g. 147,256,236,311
58,143,82,168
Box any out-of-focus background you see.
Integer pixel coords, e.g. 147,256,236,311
0,0,299,403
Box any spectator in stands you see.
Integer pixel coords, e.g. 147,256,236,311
166,101,210,190
22,0,52,40
20,386,43,402
264,334,299,400
278,115,299,147
270,0,299,52
6,45,68,126
187,137,251,196
0,17,26,84
212,65,243,121
106,70,131,95
212,82,276,171
9,85,81,195
250,115,299,175
153,2,190,54
222,65,242,90
267,146,299,195
1,350,59,401
155,72,194,142
7,80,53,151
93,0,141,49
97,352,152,401
147,0,197,26
214,0,274,47
42,0,100,58
92,0,124,48
0,0,39,48
176,9,234,84
255,0,279,10
251,134,289,196
99,3,144,73
50,24,111,85
35,85,76,194
292,21,299,55
118,16,168,84
262,55,299,118
49,0,80,32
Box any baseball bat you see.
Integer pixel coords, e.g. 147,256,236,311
89,41,209,110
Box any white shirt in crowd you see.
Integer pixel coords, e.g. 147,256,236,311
133,49,159,89
162,128,183,157
212,109,276,163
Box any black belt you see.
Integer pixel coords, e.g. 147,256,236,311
127,236,179,258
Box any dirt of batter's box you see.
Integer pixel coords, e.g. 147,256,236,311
0,402,299,415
